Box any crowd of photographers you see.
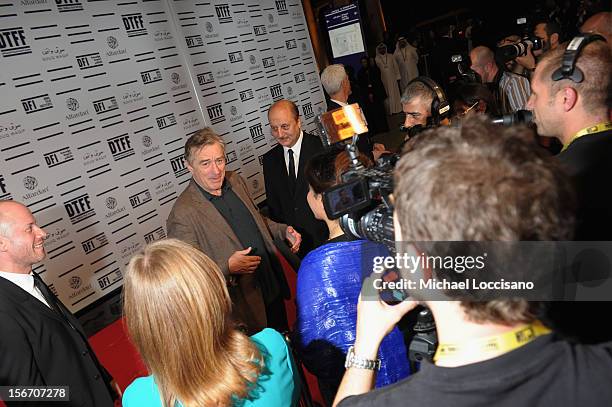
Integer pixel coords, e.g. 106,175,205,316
311,9,612,407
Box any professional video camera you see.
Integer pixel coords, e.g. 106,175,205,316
315,104,396,250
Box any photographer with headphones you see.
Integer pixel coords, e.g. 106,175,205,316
527,34,611,242
332,115,612,407
400,76,451,139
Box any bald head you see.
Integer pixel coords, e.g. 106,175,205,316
581,12,612,47
268,99,299,120
0,201,29,237
0,200,47,273
470,46,498,83
470,46,495,66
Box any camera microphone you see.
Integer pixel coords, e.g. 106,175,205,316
491,110,533,125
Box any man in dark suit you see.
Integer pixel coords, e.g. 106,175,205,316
263,99,328,258
321,64,386,159
167,128,302,334
0,200,116,407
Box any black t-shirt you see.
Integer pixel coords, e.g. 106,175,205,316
338,335,612,407
557,129,612,241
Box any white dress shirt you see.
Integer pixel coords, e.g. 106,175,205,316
282,130,304,177
0,270,51,308
330,99,348,107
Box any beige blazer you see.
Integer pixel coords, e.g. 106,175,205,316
167,171,289,333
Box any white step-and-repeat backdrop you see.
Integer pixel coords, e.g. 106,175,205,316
0,0,326,313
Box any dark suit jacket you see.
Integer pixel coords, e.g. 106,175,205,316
0,275,115,407
263,132,328,257
167,171,290,334
326,100,373,158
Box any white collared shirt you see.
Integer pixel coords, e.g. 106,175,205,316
0,270,51,308
330,99,348,107
282,131,304,177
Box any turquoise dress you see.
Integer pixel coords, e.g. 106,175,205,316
122,328,299,407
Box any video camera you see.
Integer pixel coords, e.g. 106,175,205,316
315,104,397,250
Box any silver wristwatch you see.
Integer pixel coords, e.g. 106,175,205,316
344,346,381,371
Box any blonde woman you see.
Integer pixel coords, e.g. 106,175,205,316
122,238,299,407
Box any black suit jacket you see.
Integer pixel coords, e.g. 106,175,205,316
0,274,115,407
263,132,328,257
326,100,373,158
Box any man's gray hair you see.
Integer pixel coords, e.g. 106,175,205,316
320,64,347,95
400,79,434,109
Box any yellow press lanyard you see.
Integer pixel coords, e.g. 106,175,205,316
434,322,551,363
561,121,612,152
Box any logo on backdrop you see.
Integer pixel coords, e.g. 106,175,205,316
270,84,283,101
66,98,79,111
107,134,134,161
156,113,177,130
64,194,96,225
69,276,82,290
197,71,214,86
170,155,188,178
144,226,167,244
129,189,152,209
76,53,103,70
23,176,37,191
122,13,147,37
185,35,203,48
215,4,232,24
286,39,297,49
263,56,275,68
81,232,108,255
303,102,314,119
294,72,305,83
249,123,265,143
55,0,83,13
253,25,267,36
229,51,243,63
44,147,74,168
107,36,119,49
105,197,117,210
0,27,32,57
275,0,288,15
206,103,225,125
22,94,53,114
141,68,162,84
93,96,118,115
142,135,153,148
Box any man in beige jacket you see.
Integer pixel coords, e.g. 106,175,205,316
167,128,301,334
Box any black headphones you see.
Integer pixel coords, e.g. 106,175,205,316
551,33,606,83
408,76,450,126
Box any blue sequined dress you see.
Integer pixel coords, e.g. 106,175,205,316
296,238,410,394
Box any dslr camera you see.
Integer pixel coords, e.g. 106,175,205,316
495,16,543,63
315,104,397,250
